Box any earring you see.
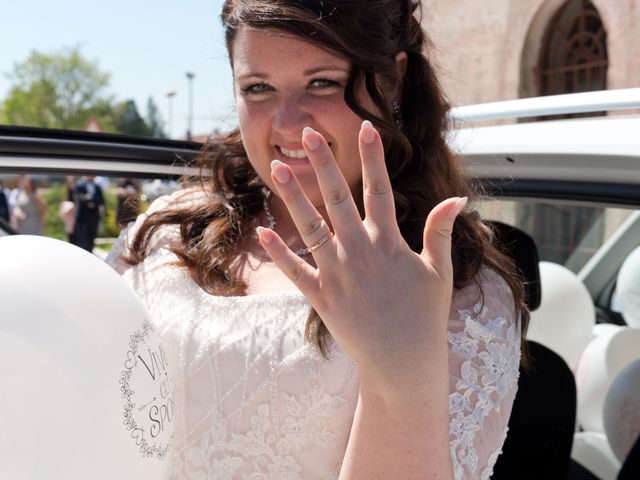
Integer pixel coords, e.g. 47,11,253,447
392,100,403,129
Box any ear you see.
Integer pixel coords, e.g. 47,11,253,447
393,51,408,98
395,51,408,78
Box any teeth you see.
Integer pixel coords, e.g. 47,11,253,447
280,147,307,159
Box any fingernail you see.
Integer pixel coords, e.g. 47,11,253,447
271,159,290,183
361,120,375,144
303,126,320,150
256,226,273,243
449,197,468,220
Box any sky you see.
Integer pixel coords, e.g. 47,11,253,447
0,0,236,138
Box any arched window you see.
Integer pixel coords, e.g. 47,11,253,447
518,0,609,266
538,0,608,95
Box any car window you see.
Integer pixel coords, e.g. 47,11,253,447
0,173,182,257
479,198,638,274
480,197,640,328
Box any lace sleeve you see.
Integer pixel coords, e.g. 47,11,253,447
105,188,208,274
447,267,521,480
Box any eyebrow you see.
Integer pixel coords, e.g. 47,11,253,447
236,65,350,81
303,66,350,76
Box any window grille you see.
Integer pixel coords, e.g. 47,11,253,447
523,0,609,266
538,0,608,96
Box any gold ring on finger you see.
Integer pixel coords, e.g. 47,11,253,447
307,231,335,253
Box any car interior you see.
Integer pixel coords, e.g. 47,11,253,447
487,221,640,480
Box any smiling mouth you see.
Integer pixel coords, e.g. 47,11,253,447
277,143,332,162
279,146,307,159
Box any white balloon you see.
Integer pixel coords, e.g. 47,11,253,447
612,246,640,328
528,262,595,371
0,236,174,479
592,323,623,341
575,324,623,415
603,358,640,463
575,328,640,433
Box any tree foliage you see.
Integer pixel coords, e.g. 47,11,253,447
1,47,166,138
145,97,166,138
114,100,149,136
113,98,166,138
1,47,114,130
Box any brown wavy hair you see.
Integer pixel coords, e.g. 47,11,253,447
126,0,529,358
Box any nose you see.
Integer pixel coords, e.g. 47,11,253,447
272,93,312,137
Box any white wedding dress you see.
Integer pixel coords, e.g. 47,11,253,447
106,190,521,480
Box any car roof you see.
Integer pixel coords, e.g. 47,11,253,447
451,116,640,200
449,87,640,123
0,125,201,178
449,88,640,205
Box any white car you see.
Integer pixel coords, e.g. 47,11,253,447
1,89,639,479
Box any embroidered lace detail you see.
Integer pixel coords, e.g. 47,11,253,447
481,425,509,480
106,195,521,479
173,358,348,480
448,270,521,480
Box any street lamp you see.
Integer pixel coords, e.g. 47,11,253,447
185,72,195,141
165,90,176,139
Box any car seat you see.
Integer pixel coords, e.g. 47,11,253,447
618,432,640,479
487,222,578,480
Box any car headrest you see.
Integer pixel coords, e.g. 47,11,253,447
488,221,542,311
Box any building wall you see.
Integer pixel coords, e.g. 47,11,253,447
419,0,639,265
421,0,640,106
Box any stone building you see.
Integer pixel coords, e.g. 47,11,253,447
420,0,640,267
422,0,640,105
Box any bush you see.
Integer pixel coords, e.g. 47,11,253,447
101,188,120,238
43,184,67,240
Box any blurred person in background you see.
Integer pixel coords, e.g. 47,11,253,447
59,176,78,244
10,176,47,235
94,176,110,192
7,174,25,213
73,176,104,252
115,177,140,229
0,180,10,224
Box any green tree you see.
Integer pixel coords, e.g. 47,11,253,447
114,99,150,136
145,97,166,138
1,46,115,130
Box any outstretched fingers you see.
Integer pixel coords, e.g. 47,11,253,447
359,121,398,234
301,127,365,240
270,159,336,261
421,197,468,279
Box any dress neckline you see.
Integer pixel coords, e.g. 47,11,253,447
193,282,310,307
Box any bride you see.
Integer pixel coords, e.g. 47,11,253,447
107,0,528,478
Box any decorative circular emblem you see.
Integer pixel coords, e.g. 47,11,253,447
120,320,174,458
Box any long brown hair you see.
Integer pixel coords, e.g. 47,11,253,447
127,0,529,357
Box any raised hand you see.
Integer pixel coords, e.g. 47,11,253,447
256,120,466,401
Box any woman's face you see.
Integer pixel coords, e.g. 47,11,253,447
21,177,35,193
232,27,372,210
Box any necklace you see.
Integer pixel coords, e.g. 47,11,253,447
262,194,312,256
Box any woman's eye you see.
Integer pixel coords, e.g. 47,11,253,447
241,83,273,95
309,79,342,91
